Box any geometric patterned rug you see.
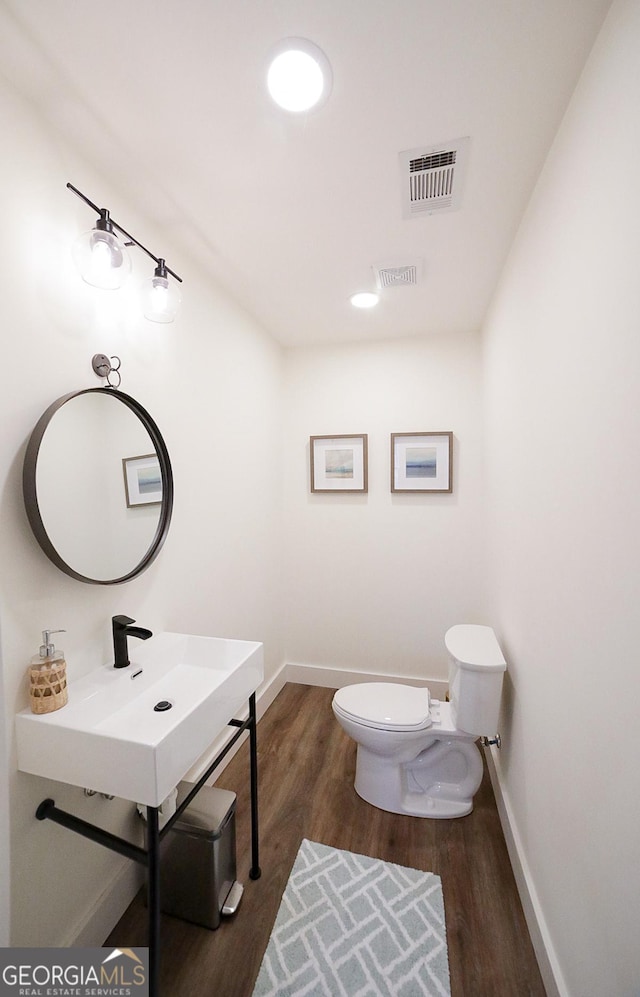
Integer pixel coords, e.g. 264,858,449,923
252,839,450,997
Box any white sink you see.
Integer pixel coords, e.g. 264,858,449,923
15,632,264,806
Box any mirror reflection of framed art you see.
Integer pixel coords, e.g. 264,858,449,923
122,453,162,507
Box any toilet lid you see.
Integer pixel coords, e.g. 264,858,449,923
333,683,432,731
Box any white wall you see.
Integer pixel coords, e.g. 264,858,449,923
482,1,640,994
283,335,485,682
0,74,284,946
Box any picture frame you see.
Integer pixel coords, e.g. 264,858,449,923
310,435,368,492
122,453,162,507
391,432,453,493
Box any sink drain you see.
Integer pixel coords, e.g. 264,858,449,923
154,700,173,712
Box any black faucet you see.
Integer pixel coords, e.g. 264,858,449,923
112,615,153,668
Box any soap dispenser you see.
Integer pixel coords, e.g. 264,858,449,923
28,629,68,714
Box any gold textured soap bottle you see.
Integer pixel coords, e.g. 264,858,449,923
29,629,68,714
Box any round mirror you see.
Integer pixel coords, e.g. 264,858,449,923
23,388,173,584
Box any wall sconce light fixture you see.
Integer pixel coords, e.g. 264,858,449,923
68,182,183,323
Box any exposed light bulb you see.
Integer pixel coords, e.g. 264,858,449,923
143,262,182,323
88,237,115,284
71,210,131,290
150,277,170,313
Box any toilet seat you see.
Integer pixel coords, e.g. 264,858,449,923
333,683,432,732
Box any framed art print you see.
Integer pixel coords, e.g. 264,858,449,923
122,453,162,507
310,435,368,492
391,432,453,493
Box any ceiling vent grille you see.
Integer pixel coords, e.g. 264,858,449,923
373,259,423,290
400,137,469,218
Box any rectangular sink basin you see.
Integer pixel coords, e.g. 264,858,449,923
16,632,263,806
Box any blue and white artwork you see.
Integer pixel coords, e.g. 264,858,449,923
405,446,437,478
123,454,162,506
137,465,162,494
325,448,354,479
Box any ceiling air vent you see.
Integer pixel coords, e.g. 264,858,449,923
373,259,423,290
400,137,469,218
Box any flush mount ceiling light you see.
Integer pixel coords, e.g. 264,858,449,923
67,182,183,323
266,38,332,112
350,291,379,309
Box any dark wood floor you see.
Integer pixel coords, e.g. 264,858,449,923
106,683,546,996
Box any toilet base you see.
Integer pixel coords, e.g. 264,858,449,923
355,783,473,818
354,737,483,820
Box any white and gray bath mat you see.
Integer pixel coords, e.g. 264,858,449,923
252,838,450,997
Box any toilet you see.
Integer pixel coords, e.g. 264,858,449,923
332,624,506,818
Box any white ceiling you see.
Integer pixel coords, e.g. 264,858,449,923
1,0,610,347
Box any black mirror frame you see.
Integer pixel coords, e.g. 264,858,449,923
23,387,174,585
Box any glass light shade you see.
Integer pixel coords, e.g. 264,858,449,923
71,226,131,290
267,38,332,112
142,273,182,324
350,291,379,309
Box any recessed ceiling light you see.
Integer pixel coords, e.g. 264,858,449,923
350,292,379,309
267,38,332,112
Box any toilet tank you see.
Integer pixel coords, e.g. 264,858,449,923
445,625,506,736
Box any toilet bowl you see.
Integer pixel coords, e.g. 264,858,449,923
332,624,506,819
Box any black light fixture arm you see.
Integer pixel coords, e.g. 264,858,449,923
67,182,182,283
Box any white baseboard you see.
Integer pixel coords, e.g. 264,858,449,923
484,746,565,997
284,661,449,701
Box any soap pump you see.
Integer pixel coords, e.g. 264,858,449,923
28,629,68,715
